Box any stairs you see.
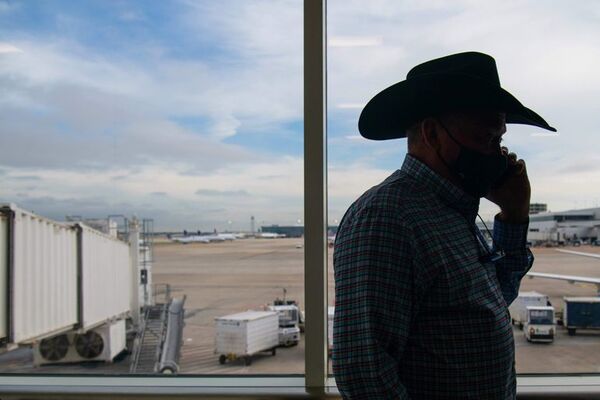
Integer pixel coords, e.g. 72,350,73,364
130,304,168,373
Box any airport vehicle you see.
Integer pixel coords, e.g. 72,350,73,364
267,304,300,347
214,311,279,366
563,297,600,336
509,292,550,329
523,306,555,343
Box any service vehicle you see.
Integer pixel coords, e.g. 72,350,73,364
267,304,301,347
524,306,555,343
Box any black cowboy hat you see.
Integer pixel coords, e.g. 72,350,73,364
358,51,557,140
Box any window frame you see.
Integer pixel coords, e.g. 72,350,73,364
0,1,600,398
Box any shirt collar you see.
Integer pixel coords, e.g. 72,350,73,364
399,154,480,221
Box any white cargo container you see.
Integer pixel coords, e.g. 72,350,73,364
215,310,278,366
78,223,131,330
0,204,79,344
509,291,550,329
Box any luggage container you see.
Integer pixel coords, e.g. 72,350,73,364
0,204,79,344
563,297,600,336
77,223,131,330
215,311,278,366
509,291,550,329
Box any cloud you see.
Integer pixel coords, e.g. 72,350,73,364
0,105,257,171
0,43,22,54
2,0,599,230
10,175,41,181
195,189,250,197
556,160,600,175
329,36,383,47
336,103,364,109
0,1,16,14
119,10,145,22
344,135,363,141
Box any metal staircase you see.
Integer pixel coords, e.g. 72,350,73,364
129,304,168,373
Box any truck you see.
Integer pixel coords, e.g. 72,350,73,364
563,297,600,336
267,304,300,347
524,306,555,343
509,292,550,329
214,311,279,366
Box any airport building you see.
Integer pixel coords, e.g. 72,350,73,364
528,207,600,244
260,225,339,238
529,203,548,214
261,225,304,238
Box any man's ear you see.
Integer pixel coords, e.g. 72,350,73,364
420,118,442,151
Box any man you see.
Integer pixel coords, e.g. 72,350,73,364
332,52,556,399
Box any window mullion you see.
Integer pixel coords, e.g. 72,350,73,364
303,0,328,391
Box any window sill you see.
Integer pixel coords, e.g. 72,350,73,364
1,375,600,399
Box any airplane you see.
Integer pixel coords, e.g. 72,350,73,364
555,249,600,259
171,233,240,244
256,232,286,239
526,249,600,295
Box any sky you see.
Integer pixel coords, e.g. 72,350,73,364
1,0,599,231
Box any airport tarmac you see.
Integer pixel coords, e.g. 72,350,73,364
0,238,598,375
151,238,600,375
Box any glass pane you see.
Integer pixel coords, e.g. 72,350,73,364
0,0,304,375
328,0,600,378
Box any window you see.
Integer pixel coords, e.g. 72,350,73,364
0,0,599,397
326,0,600,379
0,0,305,377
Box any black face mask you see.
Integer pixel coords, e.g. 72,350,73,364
437,119,509,198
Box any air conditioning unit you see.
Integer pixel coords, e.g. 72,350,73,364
32,319,126,366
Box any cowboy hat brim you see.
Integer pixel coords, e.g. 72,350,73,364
358,72,557,140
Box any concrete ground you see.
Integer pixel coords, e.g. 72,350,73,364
0,239,598,375
151,239,600,375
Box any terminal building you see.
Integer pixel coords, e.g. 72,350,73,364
260,225,339,238
529,203,548,214
261,225,304,238
527,207,600,244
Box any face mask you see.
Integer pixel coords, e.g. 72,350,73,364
437,119,509,198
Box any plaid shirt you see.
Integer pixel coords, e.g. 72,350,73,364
332,154,533,399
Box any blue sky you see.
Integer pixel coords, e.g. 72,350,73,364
1,0,600,230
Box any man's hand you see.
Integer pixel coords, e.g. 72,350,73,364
485,146,531,224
